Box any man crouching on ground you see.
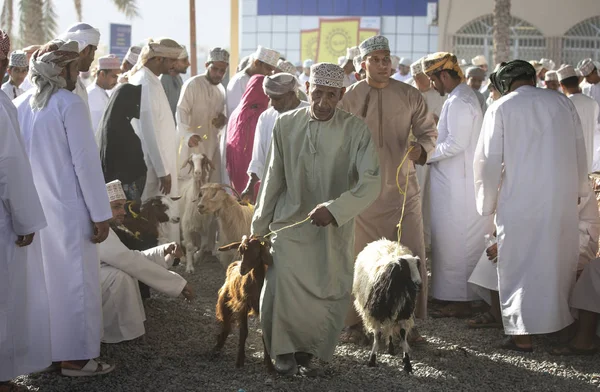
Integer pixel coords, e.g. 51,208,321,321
251,62,381,377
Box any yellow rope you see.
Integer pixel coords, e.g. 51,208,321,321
264,216,311,239
396,146,414,244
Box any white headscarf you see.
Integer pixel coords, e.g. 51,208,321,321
29,39,80,110
59,23,101,52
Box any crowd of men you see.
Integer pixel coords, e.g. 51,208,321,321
2,20,600,389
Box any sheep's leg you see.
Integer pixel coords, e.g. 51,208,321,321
388,335,396,356
400,328,413,374
368,331,382,367
213,301,232,354
235,309,248,368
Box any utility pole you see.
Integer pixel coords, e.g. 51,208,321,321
190,0,198,76
230,0,239,77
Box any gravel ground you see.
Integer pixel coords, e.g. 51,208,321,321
15,256,600,392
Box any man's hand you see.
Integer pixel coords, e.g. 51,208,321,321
188,135,202,147
240,187,254,203
212,113,227,129
407,142,424,163
181,283,195,302
91,220,111,244
309,204,336,227
16,233,35,247
159,175,172,195
486,243,498,263
166,243,185,259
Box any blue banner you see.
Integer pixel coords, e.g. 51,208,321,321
257,0,436,16
110,24,132,61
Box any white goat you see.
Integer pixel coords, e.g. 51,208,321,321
353,239,422,373
179,153,216,273
197,183,254,269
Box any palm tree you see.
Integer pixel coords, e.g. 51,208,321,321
1,0,139,47
492,0,511,64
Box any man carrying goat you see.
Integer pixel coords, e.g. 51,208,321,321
251,62,381,377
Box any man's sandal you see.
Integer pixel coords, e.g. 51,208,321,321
467,312,502,329
61,359,115,377
498,336,533,353
548,344,598,356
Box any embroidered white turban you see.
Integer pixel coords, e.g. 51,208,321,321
310,63,344,89
106,180,126,202
0,29,10,61
208,47,230,64
544,70,558,82
579,58,596,77
277,59,297,75
410,59,423,76
9,50,27,68
471,55,488,67
359,35,390,58
254,45,280,68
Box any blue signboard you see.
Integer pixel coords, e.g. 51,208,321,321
110,24,132,61
257,0,436,16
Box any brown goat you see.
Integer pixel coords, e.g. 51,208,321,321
214,235,274,371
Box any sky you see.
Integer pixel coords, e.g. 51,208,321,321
52,0,231,56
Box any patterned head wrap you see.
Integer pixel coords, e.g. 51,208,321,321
422,52,465,81
277,59,297,75
106,180,126,202
263,72,298,96
59,22,101,52
9,50,28,68
490,60,536,96
539,58,555,71
359,35,390,59
29,39,80,110
0,30,10,61
129,37,183,76
208,47,230,64
410,58,424,76
309,63,344,89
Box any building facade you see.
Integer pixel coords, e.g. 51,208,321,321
240,0,439,64
438,0,600,67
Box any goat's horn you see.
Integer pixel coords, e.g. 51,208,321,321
218,242,241,252
219,184,243,202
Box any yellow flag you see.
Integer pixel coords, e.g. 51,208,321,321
316,18,360,64
300,29,319,62
358,29,380,45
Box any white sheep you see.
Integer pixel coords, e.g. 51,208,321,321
196,183,254,269
353,238,422,373
179,153,216,273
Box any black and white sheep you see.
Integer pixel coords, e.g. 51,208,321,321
353,239,422,373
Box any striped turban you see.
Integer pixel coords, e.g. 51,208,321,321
490,60,536,96
422,52,465,81
0,30,10,61
129,37,183,76
263,73,298,96
29,39,80,110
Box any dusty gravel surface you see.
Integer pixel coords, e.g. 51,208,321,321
15,256,600,392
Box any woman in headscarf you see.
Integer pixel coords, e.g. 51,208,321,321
97,83,146,201
226,74,269,198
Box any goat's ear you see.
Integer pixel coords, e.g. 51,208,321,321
218,242,241,252
260,243,273,266
181,156,192,170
